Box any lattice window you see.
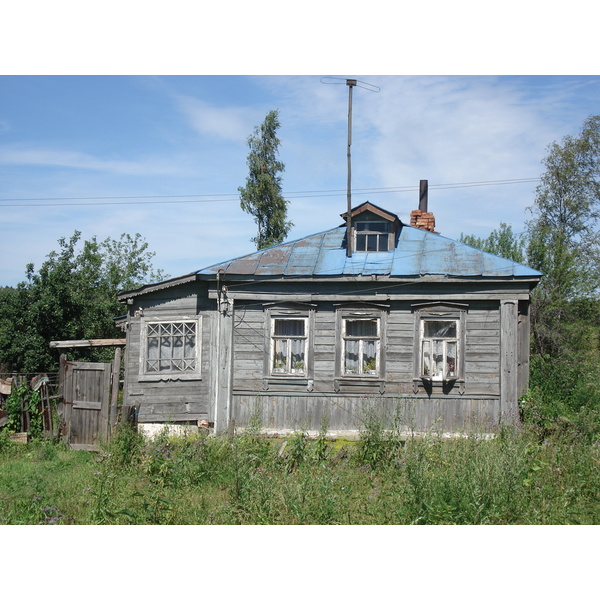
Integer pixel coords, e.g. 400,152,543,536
145,321,198,374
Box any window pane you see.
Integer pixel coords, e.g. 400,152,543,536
355,235,366,252
424,320,456,338
160,336,172,359
291,338,305,372
172,335,184,359
184,334,196,358
346,319,377,337
362,339,377,372
356,222,388,232
148,337,159,360
446,341,457,377
366,234,378,252
345,339,359,374
432,340,444,378
272,339,288,372
422,340,432,376
274,319,304,337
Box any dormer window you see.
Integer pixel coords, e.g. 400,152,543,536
342,201,400,254
355,221,392,252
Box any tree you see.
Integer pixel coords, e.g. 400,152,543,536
0,232,167,372
459,222,526,263
526,115,600,357
239,109,292,250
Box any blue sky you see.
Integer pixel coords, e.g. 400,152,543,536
0,74,600,285
2,74,599,287
1,3,599,289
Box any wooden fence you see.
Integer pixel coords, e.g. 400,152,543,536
1,342,124,449
0,373,61,442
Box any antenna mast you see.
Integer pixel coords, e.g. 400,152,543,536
346,79,356,258
321,77,380,257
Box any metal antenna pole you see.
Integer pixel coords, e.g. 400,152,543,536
346,79,356,257
320,77,380,258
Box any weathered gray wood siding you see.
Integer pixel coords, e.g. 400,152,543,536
464,302,501,396
122,281,212,423
231,395,499,435
517,300,531,399
229,298,503,433
121,275,531,434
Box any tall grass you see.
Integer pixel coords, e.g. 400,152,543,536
1,417,599,525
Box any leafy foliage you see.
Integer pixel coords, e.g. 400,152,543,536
239,109,292,250
521,354,600,442
0,231,166,372
457,116,600,433
459,222,526,263
527,115,600,358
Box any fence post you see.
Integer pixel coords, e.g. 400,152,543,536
109,346,121,436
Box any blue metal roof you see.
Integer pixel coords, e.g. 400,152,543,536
197,224,542,279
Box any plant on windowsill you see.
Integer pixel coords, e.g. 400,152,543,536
364,357,377,374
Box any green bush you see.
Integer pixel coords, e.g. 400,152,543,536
522,355,600,442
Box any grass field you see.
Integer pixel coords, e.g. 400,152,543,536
2,417,600,526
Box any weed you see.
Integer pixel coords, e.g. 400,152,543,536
2,421,600,524
356,403,404,468
286,430,308,471
106,421,144,469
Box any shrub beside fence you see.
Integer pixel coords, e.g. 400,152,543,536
0,373,61,441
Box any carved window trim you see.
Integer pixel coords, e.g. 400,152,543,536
412,302,467,392
335,304,388,381
263,303,315,388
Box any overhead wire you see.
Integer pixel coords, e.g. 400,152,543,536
0,177,540,208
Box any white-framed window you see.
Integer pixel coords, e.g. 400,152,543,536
270,317,308,376
139,317,201,381
342,316,381,376
355,221,392,252
420,319,459,381
413,303,467,386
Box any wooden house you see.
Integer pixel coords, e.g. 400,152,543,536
117,198,541,438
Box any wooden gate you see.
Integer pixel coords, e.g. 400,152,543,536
56,352,122,452
51,340,125,450
62,360,112,450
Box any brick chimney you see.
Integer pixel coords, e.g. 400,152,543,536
410,180,438,234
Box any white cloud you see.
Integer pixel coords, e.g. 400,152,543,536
2,75,599,287
175,95,262,143
0,145,185,176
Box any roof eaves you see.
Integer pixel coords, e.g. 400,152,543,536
117,273,197,301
